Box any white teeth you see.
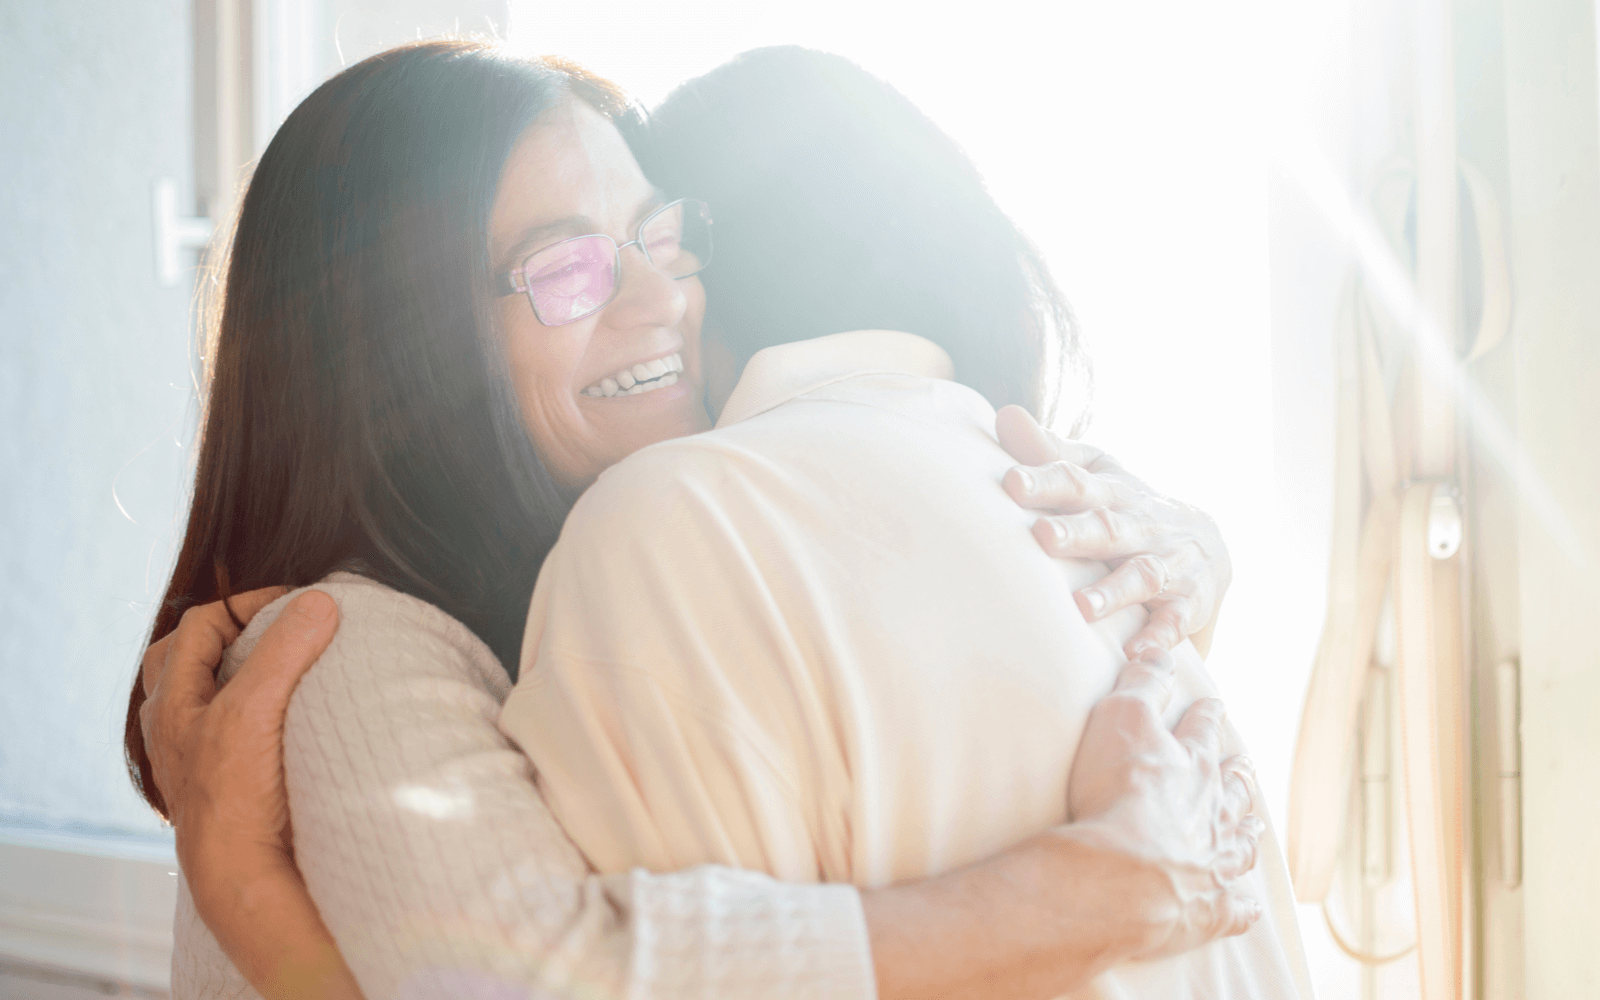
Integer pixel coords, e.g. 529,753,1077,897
581,352,684,399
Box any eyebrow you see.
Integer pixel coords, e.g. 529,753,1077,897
496,187,669,273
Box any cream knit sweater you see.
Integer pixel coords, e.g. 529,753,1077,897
171,573,874,1000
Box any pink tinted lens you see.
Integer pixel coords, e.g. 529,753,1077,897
522,236,616,326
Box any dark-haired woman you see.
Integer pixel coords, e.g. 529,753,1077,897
134,41,1253,1000
505,48,1302,1000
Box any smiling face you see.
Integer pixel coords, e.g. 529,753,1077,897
490,100,710,497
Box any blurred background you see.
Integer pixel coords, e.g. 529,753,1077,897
3,1,1596,997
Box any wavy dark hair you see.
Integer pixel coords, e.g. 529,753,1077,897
124,39,629,817
630,45,1089,428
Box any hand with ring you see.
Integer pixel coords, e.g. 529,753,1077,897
1058,649,1266,959
996,405,1233,658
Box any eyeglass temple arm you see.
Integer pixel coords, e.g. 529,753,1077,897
493,269,523,297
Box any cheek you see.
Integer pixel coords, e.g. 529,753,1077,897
501,301,583,399
685,276,707,329
499,304,595,485
679,277,708,374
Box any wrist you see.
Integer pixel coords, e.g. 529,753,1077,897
1041,823,1180,961
181,829,360,1000
179,811,297,916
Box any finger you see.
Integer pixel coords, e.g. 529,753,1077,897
1125,602,1193,659
1215,815,1268,882
1007,459,1127,516
1220,754,1258,819
1211,889,1264,940
1083,450,1131,478
140,632,175,698
156,587,290,708
1173,697,1228,760
1109,648,1180,714
212,590,338,718
1074,553,1171,622
995,404,1057,466
1214,838,1256,884
995,404,1106,469
1033,508,1150,563
143,585,290,696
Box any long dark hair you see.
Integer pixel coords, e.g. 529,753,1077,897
630,46,1089,429
125,40,629,817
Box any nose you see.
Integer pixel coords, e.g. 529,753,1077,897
601,243,687,331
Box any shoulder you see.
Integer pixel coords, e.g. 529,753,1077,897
794,372,999,432
559,435,755,551
524,437,777,680
222,571,511,703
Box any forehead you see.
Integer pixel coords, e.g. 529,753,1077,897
489,100,652,259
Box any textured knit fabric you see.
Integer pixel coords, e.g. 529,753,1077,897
504,331,1312,1000
171,573,874,1000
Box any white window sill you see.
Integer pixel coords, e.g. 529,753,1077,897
0,825,177,995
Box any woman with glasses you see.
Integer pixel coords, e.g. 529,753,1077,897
132,40,1261,1000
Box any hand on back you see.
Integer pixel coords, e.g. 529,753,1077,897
997,405,1232,659
1059,649,1264,959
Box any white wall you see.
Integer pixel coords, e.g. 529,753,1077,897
0,0,514,840
0,7,519,993
1,0,198,838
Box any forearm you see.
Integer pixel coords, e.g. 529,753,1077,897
190,830,1160,1000
864,830,1166,1000
188,845,363,1000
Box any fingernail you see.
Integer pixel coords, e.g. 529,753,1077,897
1013,468,1035,494
1134,645,1173,668
294,590,335,622
1043,519,1067,547
1082,589,1105,617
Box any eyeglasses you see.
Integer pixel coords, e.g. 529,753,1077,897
493,198,713,327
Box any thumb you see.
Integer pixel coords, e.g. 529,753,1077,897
213,590,338,717
1172,697,1229,758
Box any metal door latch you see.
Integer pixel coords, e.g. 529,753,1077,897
1428,483,1462,560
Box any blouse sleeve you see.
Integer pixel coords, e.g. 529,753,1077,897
188,576,873,1000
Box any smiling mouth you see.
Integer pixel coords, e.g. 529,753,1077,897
579,352,685,398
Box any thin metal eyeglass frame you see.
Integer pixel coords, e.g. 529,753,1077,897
492,197,713,327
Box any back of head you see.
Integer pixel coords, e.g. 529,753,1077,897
634,46,1084,423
